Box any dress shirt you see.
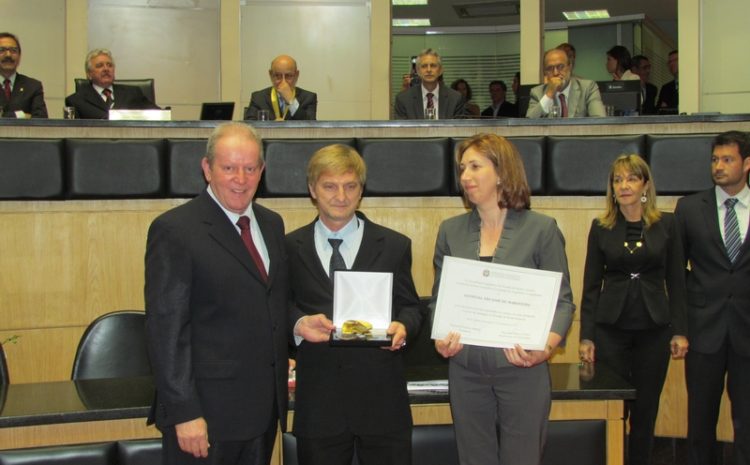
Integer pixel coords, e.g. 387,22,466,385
421,84,440,119
314,215,364,278
538,83,571,115
206,185,269,272
92,83,114,103
715,185,750,245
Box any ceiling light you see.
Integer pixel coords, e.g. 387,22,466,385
392,0,428,5
392,18,431,27
562,10,610,20
453,1,519,19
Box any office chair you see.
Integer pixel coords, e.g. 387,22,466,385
74,78,157,105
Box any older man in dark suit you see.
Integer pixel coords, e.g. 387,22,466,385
0,32,47,118
286,144,422,465
145,122,330,465
675,130,750,465
394,48,466,119
65,48,159,119
244,55,317,121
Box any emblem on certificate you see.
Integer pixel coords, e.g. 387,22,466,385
329,271,393,347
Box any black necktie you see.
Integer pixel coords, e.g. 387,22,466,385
724,198,741,263
328,238,346,277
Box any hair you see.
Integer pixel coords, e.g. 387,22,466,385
631,55,649,68
307,144,366,187
712,131,750,160
450,79,473,100
543,48,570,66
416,48,441,68
205,122,264,165
85,48,114,74
598,154,661,229
607,45,632,74
0,32,20,53
514,71,520,80
668,49,678,57
489,80,507,92
455,133,530,210
556,42,576,64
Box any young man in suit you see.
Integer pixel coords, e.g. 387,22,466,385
0,32,48,118
657,50,679,111
245,55,317,121
145,122,330,465
286,144,423,465
675,130,750,465
394,48,466,120
481,80,517,118
631,55,658,115
65,48,159,119
526,48,605,118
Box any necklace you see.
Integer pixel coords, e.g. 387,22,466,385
623,240,643,254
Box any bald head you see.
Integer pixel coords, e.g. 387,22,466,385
269,55,299,90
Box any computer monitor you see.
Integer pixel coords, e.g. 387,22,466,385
597,81,642,116
200,102,235,121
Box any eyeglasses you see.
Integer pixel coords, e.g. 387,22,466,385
0,47,20,54
271,72,296,81
544,63,568,74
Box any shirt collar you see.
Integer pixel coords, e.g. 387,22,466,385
206,185,257,227
716,184,750,208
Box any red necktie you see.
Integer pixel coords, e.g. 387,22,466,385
3,79,11,101
236,216,268,282
102,88,113,108
559,94,568,117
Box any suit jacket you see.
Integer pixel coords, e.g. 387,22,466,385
286,212,422,438
429,208,575,369
641,82,658,115
0,73,48,118
526,77,605,118
675,189,750,355
481,101,518,118
657,80,678,111
580,214,688,342
244,86,317,120
144,190,290,441
394,82,467,120
65,83,159,119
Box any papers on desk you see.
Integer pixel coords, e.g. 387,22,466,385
407,379,449,393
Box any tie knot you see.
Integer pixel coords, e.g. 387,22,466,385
328,238,343,250
102,88,112,97
726,198,739,209
236,216,250,230
3,79,9,85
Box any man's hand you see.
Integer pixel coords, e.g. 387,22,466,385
670,335,689,359
543,75,565,98
295,314,335,342
384,321,407,351
175,417,209,458
275,78,295,104
579,339,596,363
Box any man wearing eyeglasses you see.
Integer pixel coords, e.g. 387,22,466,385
245,55,318,121
526,48,605,118
0,32,48,118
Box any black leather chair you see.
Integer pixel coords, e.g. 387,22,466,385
546,136,646,195
71,311,152,380
0,442,116,465
116,439,162,465
647,135,715,195
66,139,165,198
0,139,65,199
260,139,356,197
167,139,207,197
357,138,451,196
0,335,10,386
74,78,156,105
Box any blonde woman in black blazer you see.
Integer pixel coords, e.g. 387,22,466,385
580,154,689,465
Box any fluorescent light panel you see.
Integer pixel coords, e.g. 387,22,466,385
562,9,610,20
392,18,431,26
392,0,428,5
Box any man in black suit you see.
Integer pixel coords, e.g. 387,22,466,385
245,55,317,121
657,50,678,112
286,144,423,465
675,131,750,465
481,80,517,118
631,55,658,115
0,32,48,118
65,48,159,119
394,48,466,119
145,122,330,465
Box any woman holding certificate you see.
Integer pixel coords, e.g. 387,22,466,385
431,133,575,465
579,154,688,465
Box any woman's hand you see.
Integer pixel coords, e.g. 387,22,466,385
503,344,550,368
579,339,596,363
670,335,689,359
435,331,463,358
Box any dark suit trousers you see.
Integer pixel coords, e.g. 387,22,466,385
296,428,411,465
594,324,671,465
161,412,278,465
687,338,750,465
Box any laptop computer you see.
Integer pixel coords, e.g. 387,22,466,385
200,102,235,120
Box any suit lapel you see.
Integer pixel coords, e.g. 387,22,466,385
253,203,281,285
293,221,332,290
352,216,385,270
700,189,731,263
567,79,581,117
83,85,108,111
438,84,449,119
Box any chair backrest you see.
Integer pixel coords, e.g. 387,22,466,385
74,78,156,104
0,341,9,385
71,311,152,380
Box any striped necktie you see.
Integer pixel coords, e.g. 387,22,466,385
724,198,741,263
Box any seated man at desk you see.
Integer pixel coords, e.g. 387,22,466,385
244,54,317,121
526,48,605,118
0,32,48,118
65,48,159,119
